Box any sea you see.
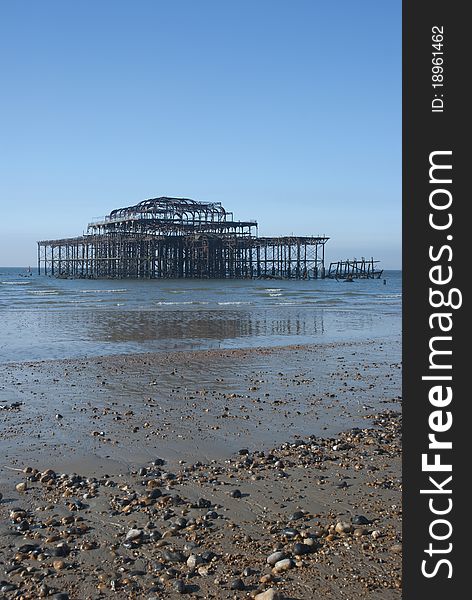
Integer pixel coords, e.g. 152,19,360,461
0,267,402,364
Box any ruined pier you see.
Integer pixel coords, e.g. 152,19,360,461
38,197,329,279
327,257,383,279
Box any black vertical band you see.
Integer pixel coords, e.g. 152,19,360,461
403,2,467,597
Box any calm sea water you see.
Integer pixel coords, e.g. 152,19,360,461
0,267,401,363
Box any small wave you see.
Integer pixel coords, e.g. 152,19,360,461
269,293,282,297
265,288,282,292
80,289,128,294
217,301,251,305
1,281,31,285
155,301,194,305
339,291,367,296
68,299,105,303
284,299,348,305
28,290,59,295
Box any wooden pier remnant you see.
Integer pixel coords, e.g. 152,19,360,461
327,257,383,279
38,197,329,280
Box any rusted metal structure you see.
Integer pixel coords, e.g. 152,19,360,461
327,257,383,279
38,197,329,279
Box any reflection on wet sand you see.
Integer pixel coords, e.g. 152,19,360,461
87,309,325,343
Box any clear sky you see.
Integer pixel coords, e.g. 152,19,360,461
0,0,401,268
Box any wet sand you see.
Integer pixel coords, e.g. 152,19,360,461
0,339,401,599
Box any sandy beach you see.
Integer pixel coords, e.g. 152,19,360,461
0,339,401,599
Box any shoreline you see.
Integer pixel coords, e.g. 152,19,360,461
0,338,391,368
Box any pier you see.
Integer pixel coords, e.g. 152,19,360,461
327,258,383,279
38,197,329,279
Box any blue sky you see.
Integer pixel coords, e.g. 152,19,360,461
0,1,401,268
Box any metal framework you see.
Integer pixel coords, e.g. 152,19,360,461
327,258,383,279
38,197,329,279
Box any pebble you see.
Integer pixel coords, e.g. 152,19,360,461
16,519,29,532
289,510,305,521
230,578,245,590
1,584,17,593
39,583,49,597
352,515,371,525
273,558,293,572
125,528,143,542
353,528,368,538
54,542,70,557
15,482,27,493
335,521,353,534
293,542,313,555
197,497,211,508
172,579,187,594
148,488,162,499
201,550,215,562
187,554,202,570
391,543,402,554
267,551,286,565
282,527,299,538
18,544,38,553
229,489,242,498
162,550,186,563
174,517,188,529
372,530,381,539
255,589,284,600
303,537,316,546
